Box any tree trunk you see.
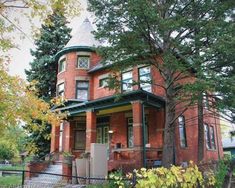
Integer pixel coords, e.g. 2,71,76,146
162,83,176,167
198,93,204,162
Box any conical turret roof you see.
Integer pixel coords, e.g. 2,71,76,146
55,18,100,60
64,18,100,48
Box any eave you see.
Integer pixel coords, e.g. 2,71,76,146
55,46,96,61
55,90,165,117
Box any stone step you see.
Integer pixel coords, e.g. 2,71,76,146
25,163,63,186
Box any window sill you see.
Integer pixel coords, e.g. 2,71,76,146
57,70,66,75
98,86,108,89
179,147,189,150
206,149,217,152
76,67,89,70
73,149,85,152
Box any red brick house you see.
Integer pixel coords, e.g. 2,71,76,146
50,18,223,174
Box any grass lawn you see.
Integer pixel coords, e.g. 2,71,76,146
0,165,25,171
0,175,22,185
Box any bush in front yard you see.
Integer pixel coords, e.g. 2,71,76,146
0,140,18,160
109,161,215,188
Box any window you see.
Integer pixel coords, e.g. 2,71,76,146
57,83,65,97
139,66,151,92
203,92,210,110
58,58,66,73
122,71,133,92
127,116,148,148
59,122,63,152
204,124,216,150
204,124,211,149
96,117,110,144
178,116,187,148
99,78,108,88
210,126,216,150
77,56,90,69
127,118,134,147
74,122,86,150
76,81,89,101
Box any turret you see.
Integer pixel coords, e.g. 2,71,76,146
55,18,101,100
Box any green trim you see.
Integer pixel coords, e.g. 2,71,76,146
56,90,165,116
88,63,112,73
69,101,130,116
142,104,147,168
55,46,96,61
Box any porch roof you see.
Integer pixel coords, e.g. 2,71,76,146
56,90,165,116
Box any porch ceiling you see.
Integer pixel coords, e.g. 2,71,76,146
56,90,165,117
97,105,132,115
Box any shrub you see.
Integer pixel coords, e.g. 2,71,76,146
108,169,130,188
0,140,18,160
110,161,216,188
214,159,230,188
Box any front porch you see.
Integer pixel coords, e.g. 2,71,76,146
51,90,165,172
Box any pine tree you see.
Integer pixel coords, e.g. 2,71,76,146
26,11,71,101
25,10,71,157
89,0,235,166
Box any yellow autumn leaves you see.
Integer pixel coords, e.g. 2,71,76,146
0,60,66,136
111,161,216,188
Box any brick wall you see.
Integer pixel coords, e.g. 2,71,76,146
55,49,223,170
25,161,49,179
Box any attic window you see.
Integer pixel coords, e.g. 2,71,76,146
77,56,90,69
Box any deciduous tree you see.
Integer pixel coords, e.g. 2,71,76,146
89,0,235,166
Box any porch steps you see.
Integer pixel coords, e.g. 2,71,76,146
25,164,64,186
54,160,63,165
231,176,235,187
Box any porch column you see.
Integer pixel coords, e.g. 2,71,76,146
63,121,72,152
62,121,73,182
86,110,97,152
132,101,143,168
50,124,60,153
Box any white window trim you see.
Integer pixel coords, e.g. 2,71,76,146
98,73,110,80
76,52,91,56
75,76,90,81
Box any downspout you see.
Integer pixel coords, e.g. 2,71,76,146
214,109,220,159
142,103,147,168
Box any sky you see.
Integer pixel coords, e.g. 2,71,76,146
7,0,91,80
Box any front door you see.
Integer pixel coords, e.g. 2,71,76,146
97,125,109,144
96,116,110,144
